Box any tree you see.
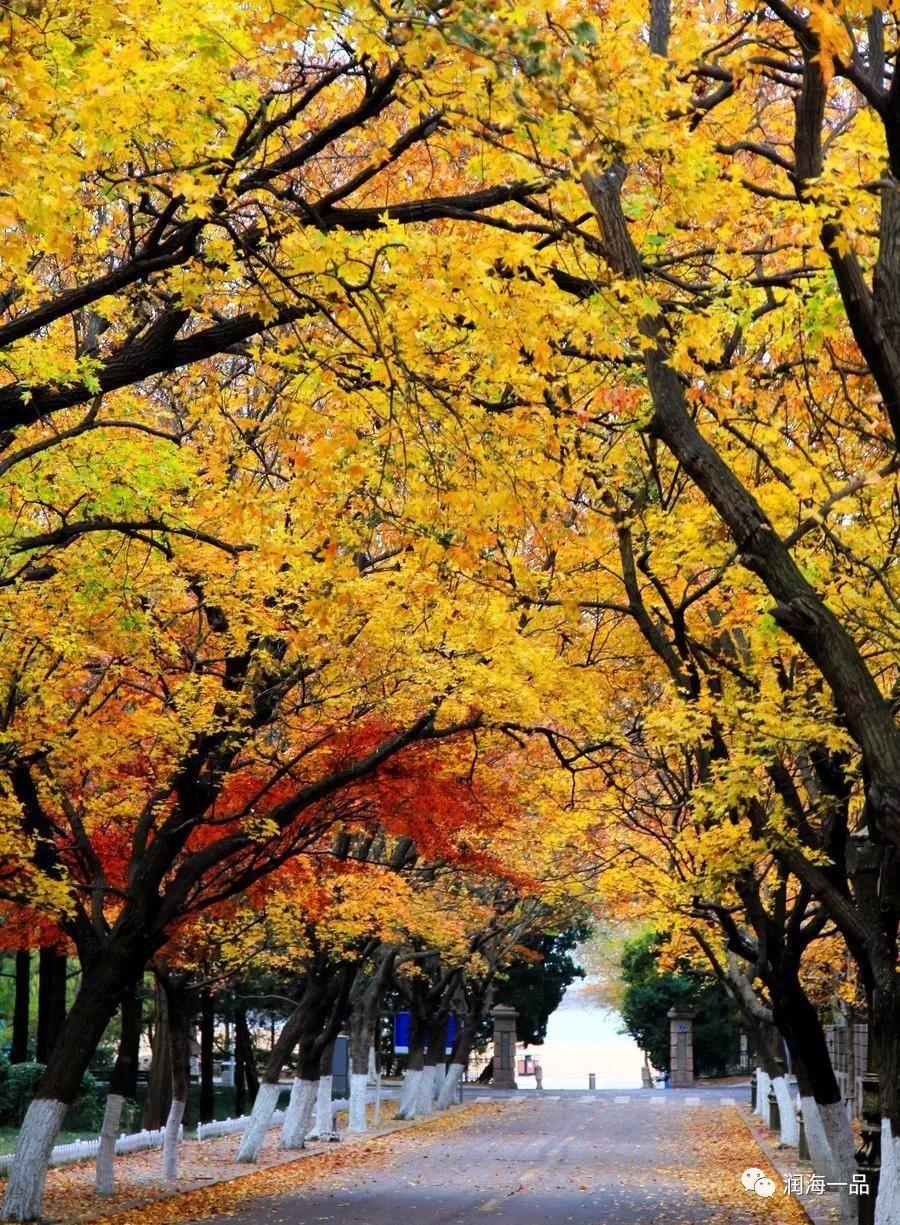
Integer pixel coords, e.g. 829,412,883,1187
10,2,900,1220
371,2,900,1213
618,930,739,1078
492,922,589,1047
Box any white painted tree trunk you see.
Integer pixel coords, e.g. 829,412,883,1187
432,1063,447,1105
396,1068,422,1119
236,1081,281,1162
347,1073,369,1133
415,1065,436,1117
819,1100,857,1220
771,1076,799,1147
281,1077,304,1147
1,1098,68,1222
309,1075,333,1139
396,1068,412,1115
95,1093,125,1195
162,1098,185,1181
437,1062,464,1110
876,1119,900,1225
801,1097,838,1178
281,1078,317,1149
367,1045,381,1125
755,1069,770,1118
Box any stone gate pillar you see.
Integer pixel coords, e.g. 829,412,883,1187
491,1005,518,1089
667,1006,695,1087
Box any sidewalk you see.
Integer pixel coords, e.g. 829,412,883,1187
36,1100,503,1224
741,1105,847,1225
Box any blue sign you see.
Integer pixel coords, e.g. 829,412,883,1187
394,1011,411,1054
393,1012,457,1056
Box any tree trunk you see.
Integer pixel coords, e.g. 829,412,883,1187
237,988,320,1162
288,969,353,1147
871,981,900,1225
773,982,854,1203
234,1021,247,1118
237,1081,282,1160
437,1005,482,1110
281,1075,317,1149
1,953,138,1222
96,987,142,1196
396,1013,425,1120
235,1005,258,1102
771,1075,799,1147
414,1017,445,1118
414,1061,436,1117
11,951,30,1064
122,987,142,1101
309,1040,336,1140
311,1073,333,1139
348,1068,369,1133
1,1101,68,1222
199,989,215,1124
35,949,66,1064
433,1060,447,1104
161,977,190,1182
142,979,172,1129
239,962,353,1163
347,949,393,1134
583,164,900,851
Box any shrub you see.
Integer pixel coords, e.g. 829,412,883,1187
66,1070,104,1131
0,1062,45,1126
0,1062,104,1129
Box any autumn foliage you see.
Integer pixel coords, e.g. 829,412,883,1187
1,0,900,1219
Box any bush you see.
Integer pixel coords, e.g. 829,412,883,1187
65,1070,104,1131
0,1061,105,1129
0,1062,45,1126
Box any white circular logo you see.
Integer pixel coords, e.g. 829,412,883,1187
741,1167,777,1197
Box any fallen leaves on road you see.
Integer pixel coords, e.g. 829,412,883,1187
681,1107,809,1223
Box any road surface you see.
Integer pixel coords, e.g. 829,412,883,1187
208,1086,798,1225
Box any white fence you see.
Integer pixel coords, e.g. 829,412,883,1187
196,1109,286,1141
0,1124,182,1175
195,1088,398,1142
195,1098,350,1141
0,1086,405,1174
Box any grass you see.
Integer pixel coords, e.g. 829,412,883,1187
0,1128,92,1155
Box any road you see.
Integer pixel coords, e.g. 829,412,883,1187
208,1085,801,1225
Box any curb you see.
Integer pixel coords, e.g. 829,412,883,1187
738,1106,843,1225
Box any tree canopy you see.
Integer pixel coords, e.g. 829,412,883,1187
2,0,900,1218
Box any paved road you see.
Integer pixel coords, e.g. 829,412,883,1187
209,1086,794,1225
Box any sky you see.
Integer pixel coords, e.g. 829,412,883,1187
523,978,646,1091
